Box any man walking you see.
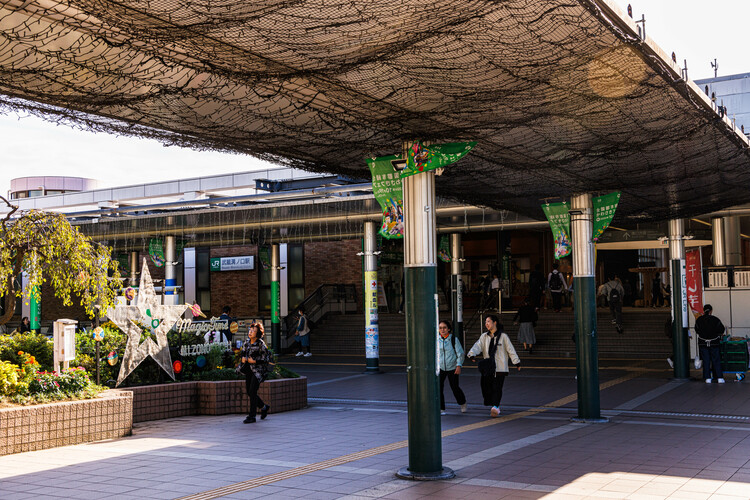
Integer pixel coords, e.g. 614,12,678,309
696,304,725,383
599,275,624,334
547,263,567,312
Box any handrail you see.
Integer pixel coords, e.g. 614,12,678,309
283,284,358,339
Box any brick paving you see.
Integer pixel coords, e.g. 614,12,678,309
1,357,750,499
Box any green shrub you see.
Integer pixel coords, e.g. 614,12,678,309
0,360,21,395
0,333,53,371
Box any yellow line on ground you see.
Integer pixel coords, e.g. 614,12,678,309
177,370,645,500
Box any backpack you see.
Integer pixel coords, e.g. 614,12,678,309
451,334,462,352
609,285,621,303
549,271,563,291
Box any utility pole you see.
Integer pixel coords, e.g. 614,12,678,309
711,59,718,78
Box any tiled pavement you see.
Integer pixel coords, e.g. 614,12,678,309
2,357,750,499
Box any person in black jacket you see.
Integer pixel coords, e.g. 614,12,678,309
513,297,538,353
240,323,272,423
695,304,725,384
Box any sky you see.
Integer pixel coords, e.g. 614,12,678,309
0,0,748,194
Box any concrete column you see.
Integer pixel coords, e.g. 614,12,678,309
183,247,196,307
164,235,177,305
450,233,464,347
364,221,380,372
724,216,742,266
396,164,453,481
712,218,726,266
669,219,690,379
570,194,604,422
271,243,281,352
129,251,139,287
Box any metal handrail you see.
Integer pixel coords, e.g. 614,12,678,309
283,284,358,338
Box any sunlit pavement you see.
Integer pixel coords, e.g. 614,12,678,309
2,357,750,499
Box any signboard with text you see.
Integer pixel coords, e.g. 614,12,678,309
210,256,255,271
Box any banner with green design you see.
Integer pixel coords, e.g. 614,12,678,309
149,239,165,267
541,202,571,259
592,191,621,241
401,141,477,178
367,155,404,239
259,246,271,271
271,281,280,324
438,235,451,263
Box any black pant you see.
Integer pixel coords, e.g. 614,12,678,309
439,370,467,410
480,372,507,407
610,300,622,328
699,344,723,380
551,292,562,311
245,372,265,417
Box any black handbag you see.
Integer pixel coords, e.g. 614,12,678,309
239,362,253,376
477,335,498,377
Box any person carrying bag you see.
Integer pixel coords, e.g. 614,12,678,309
467,314,521,417
240,323,272,423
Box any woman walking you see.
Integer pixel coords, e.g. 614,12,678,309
240,323,271,423
513,297,537,353
467,314,521,417
438,320,467,415
294,307,312,357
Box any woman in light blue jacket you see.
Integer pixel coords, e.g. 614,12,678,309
438,320,467,415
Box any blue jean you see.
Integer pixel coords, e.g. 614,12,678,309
699,344,723,380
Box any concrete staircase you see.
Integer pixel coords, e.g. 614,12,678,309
310,308,673,359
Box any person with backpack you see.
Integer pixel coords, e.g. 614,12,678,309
599,275,624,333
437,320,467,415
547,262,567,312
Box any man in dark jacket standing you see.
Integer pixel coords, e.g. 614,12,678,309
696,304,725,384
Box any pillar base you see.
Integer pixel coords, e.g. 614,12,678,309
570,417,610,424
364,367,382,374
395,467,455,481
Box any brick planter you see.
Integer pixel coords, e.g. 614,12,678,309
0,390,133,456
127,377,307,423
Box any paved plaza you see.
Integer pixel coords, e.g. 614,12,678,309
2,357,750,499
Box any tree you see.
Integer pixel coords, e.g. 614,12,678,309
0,197,121,325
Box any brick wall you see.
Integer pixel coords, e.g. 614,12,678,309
41,282,87,324
209,245,259,317
304,239,362,304
0,391,133,455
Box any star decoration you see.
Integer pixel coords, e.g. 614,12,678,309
107,258,188,386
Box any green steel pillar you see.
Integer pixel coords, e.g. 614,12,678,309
271,243,281,352
570,194,606,423
669,219,690,379
396,162,454,481
450,233,464,347
363,221,380,372
29,287,40,331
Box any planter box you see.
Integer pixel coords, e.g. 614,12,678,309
126,377,307,423
0,390,133,456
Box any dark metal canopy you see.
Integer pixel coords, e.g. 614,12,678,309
1,0,748,223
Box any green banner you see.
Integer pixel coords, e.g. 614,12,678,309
271,280,280,324
541,202,572,259
592,191,621,242
259,246,271,271
400,141,476,178
438,235,451,263
367,154,404,240
149,239,165,267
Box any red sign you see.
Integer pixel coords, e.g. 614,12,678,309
685,248,703,317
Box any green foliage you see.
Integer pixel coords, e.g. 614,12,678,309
0,208,122,324
0,332,53,371
206,343,224,370
0,360,21,395
73,325,126,386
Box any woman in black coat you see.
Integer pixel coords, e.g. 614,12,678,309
240,323,271,423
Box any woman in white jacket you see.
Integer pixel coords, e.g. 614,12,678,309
467,314,521,417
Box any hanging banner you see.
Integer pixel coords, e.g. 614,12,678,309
364,271,379,359
401,141,477,179
685,248,704,318
592,191,621,241
367,155,404,239
149,239,165,267
259,247,271,271
438,235,451,263
541,202,571,259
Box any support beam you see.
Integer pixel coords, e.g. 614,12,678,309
570,193,605,422
724,216,742,266
164,235,177,305
397,165,454,481
712,218,726,266
450,233,464,347
363,221,380,372
271,244,281,352
669,219,690,379
129,251,139,288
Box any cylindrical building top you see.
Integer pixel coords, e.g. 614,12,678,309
10,176,98,199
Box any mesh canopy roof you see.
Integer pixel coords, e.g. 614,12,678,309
1,0,748,223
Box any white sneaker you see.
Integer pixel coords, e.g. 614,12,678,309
440,410,447,416
667,358,674,369
460,404,467,413
695,358,703,370
295,352,304,357
718,378,726,384
304,352,312,357
705,378,713,384
490,406,500,417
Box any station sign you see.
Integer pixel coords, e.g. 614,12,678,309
210,256,254,271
